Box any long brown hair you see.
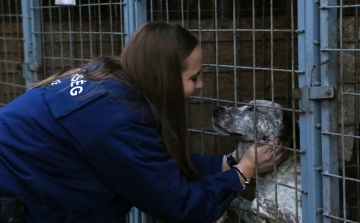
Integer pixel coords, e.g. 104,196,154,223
33,22,200,179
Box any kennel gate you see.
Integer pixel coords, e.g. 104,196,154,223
299,0,360,222
1,0,360,222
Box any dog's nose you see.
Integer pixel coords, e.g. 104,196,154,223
213,106,226,116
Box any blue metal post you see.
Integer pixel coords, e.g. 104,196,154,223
298,0,323,222
319,0,339,222
123,0,147,43
21,0,42,89
124,2,148,222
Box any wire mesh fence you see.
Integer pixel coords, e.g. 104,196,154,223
0,0,26,107
333,1,360,221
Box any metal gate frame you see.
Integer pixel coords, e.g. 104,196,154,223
21,0,42,88
121,1,148,222
298,0,339,222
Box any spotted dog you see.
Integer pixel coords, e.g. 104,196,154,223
213,100,301,223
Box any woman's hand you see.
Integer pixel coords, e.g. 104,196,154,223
236,138,283,180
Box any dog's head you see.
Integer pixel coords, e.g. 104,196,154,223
212,100,294,144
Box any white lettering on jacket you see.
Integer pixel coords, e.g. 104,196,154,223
70,74,87,96
51,79,61,86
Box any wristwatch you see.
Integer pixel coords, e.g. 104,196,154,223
225,152,237,167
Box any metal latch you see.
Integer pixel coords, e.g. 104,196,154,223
309,86,335,99
292,85,335,100
293,85,335,113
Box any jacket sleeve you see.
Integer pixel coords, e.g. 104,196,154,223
84,120,243,223
189,153,224,175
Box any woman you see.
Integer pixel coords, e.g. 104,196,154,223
0,22,283,223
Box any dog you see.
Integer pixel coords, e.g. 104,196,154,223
212,100,301,223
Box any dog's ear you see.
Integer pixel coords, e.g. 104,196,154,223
281,111,300,149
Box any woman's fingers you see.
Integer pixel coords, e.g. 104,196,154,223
273,137,282,146
274,147,283,156
245,137,285,173
275,150,285,165
272,138,284,165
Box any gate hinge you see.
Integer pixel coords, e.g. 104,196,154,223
292,85,335,100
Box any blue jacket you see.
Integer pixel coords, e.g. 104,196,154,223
0,75,243,223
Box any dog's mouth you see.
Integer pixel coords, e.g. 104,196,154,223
213,121,255,142
213,121,230,135
229,133,254,142
213,121,244,137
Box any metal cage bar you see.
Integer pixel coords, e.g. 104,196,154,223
125,2,148,223
320,0,340,222
123,0,146,43
298,0,323,222
21,0,42,88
